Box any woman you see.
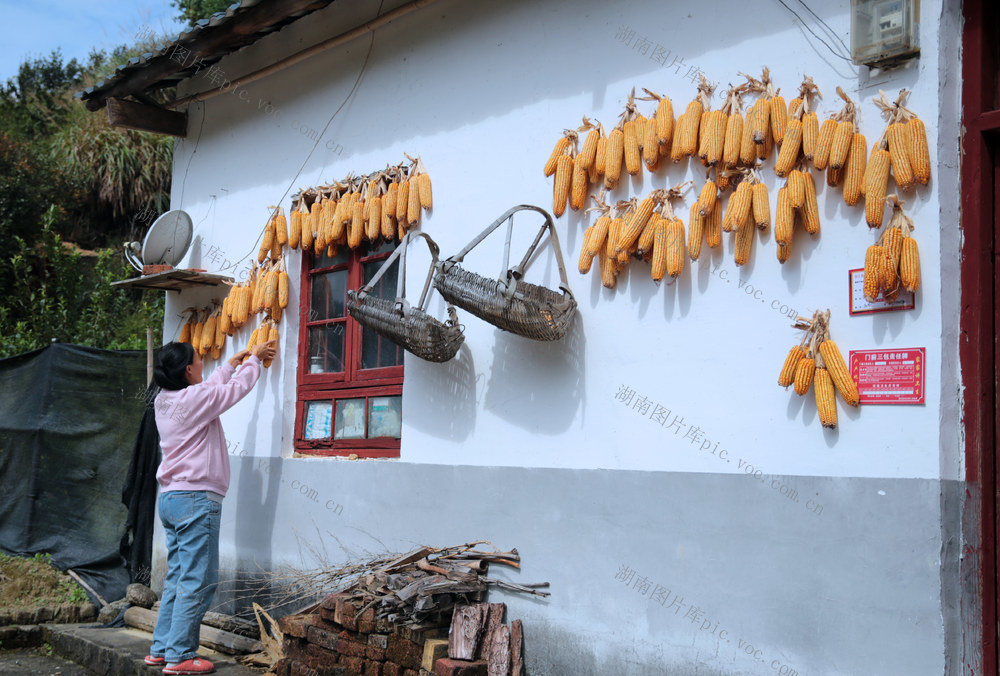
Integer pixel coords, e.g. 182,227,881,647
145,339,276,675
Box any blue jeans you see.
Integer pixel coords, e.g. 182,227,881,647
150,491,222,662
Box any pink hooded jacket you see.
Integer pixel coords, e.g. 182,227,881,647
154,355,262,496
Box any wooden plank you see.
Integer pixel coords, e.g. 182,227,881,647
486,624,510,676
201,611,259,638
447,603,487,661
107,97,188,137
124,606,263,655
474,603,505,661
510,619,525,676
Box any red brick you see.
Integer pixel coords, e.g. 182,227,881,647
336,638,368,658
386,635,422,670
285,638,310,664
320,607,339,625
357,606,377,634
339,629,364,642
364,660,383,676
291,661,321,676
366,645,387,661
433,659,487,676
368,634,390,650
307,625,341,652
403,669,419,676
383,663,403,676
322,592,352,611
306,644,340,670
335,597,358,630
273,658,293,676
280,613,318,639
340,656,365,674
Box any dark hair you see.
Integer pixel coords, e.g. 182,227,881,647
154,342,195,391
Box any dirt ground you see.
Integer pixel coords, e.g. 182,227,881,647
0,553,88,613
0,647,88,675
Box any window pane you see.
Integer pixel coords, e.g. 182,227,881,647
308,324,346,373
361,257,405,370
310,269,347,321
367,396,402,438
315,248,350,268
303,401,332,439
334,398,367,439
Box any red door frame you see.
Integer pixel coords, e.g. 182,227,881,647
961,0,1000,672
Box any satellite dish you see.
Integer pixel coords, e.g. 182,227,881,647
142,210,193,266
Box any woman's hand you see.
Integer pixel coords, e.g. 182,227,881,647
228,349,251,368
252,339,277,364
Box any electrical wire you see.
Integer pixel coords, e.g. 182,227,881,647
794,0,852,58
774,0,857,65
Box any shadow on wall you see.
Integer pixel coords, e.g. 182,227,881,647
404,343,477,442
483,315,585,434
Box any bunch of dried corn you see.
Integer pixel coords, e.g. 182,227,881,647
716,85,747,170
863,194,920,301
773,168,820,263
244,318,280,368
774,77,820,179
788,77,822,163
780,309,860,429
652,187,690,280
737,69,778,164
690,176,723,259
673,75,716,164
871,89,929,205
546,127,580,214
640,88,676,166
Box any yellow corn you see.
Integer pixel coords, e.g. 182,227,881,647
651,219,668,281
553,154,573,217
584,216,609,258
201,315,216,356
758,121,773,160
666,218,685,278
607,217,623,259
864,245,882,302
883,226,903,270
643,119,660,171
879,244,898,293
579,129,599,170
258,220,274,263
349,200,364,248
774,186,794,246
801,171,820,235
579,226,596,274
275,208,288,246
544,137,570,176
263,268,278,309
618,196,657,254
723,181,753,232
723,112,743,169
407,175,421,226
909,118,930,185
829,120,854,170
697,110,726,167
599,248,617,289
688,203,704,261
734,210,754,266
819,340,859,407
779,345,806,387
419,173,432,210
604,128,624,188
697,181,718,217
825,164,843,188
843,133,867,206
395,180,409,224
888,123,915,190
637,216,659,256
787,97,802,119
751,98,771,144
770,95,788,145
706,198,722,249
381,196,396,240
570,155,588,211
366,195,382,241
801,112,819,160
219,298,231,336
656,96,674,148
717,171,732,193
794,357,816,395
594,136,608,175
678,100,703,157
814,368,838,429
776,242,791,263
330,197,348,241
739,106,757,166
813,118,838,170
624,120,642,175
289,205,302,250
383,181,397,218
774,118,803,178
787,170,805,209
752,183,770,231
901,237,920,292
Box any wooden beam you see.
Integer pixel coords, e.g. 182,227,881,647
107,98,188,137
84,0,331,111
124,606,263,655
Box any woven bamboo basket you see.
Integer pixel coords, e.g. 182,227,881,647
347,232,464,363
433,205,577,341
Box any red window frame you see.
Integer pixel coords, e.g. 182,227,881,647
294,243,403,457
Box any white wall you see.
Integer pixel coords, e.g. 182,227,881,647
165,0,961,482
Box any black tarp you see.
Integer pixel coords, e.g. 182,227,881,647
0,343,153,605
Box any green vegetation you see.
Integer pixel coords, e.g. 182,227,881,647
0,44,169,358
0,552,90,611
172,0,235,25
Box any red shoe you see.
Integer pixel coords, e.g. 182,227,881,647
162,658,215,674
144,655,166,666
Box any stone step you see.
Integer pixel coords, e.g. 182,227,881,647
43,623,261,675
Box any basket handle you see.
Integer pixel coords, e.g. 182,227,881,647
440,205,572,299
355,232,441,315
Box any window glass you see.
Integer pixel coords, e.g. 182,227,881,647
310,269,347,321
361,258,404,370
302,401,332,439
367,396,402,438
334,398,367,439
308,324,346,373
315,248,350,268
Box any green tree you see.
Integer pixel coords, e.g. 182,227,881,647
172,0,234,25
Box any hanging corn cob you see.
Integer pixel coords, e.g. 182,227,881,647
863,194,920,300
717,85,746,170
675,75,715,162
738,69,775,163
789,77,822,162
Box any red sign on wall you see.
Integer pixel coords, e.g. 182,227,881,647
849,348,926,404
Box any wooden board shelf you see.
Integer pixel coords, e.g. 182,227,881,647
111,269,233,292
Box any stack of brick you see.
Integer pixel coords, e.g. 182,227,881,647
273,596,526,676
274,591,446,676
